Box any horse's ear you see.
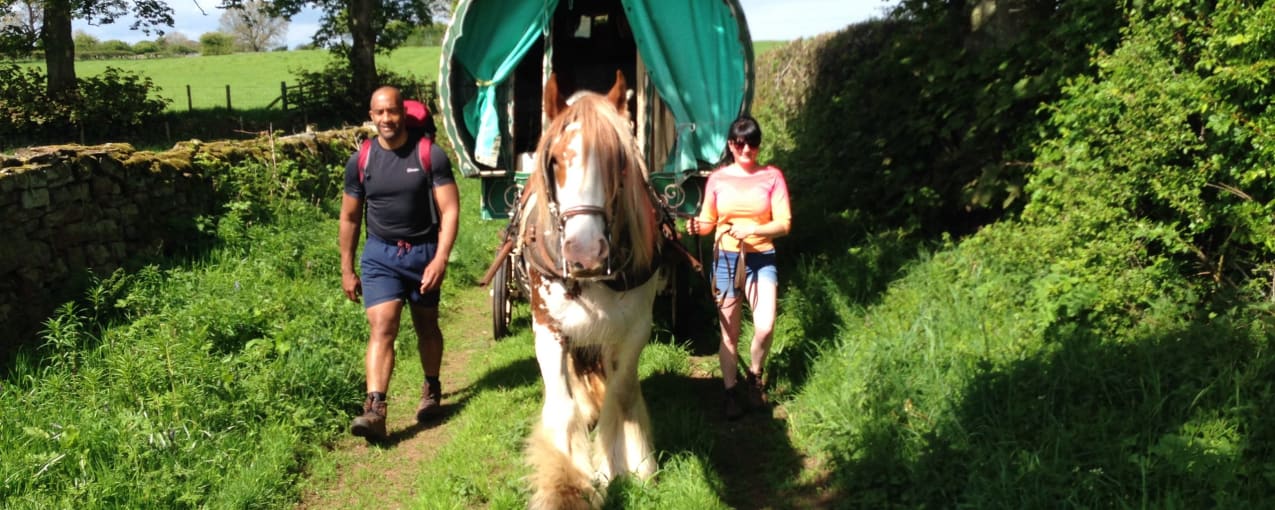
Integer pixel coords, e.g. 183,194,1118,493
544,73,568,121
606,70,628,117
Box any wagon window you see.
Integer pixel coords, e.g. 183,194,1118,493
573,14,614,39
573,16,591,38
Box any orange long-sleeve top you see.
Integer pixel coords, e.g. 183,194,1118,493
695,164,791,253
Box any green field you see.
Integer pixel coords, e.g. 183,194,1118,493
26,47,442,112
27,43,791,113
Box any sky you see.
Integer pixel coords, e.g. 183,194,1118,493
71,0,899,49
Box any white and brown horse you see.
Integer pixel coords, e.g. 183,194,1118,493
516,71,665,509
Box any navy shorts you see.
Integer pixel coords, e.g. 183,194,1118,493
360,234,441,308
713,250,777,299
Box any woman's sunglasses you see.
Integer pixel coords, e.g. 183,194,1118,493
729,138,758,149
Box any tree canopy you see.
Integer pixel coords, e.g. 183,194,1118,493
218,0,288,51
218,0,448,105
0,0,174,94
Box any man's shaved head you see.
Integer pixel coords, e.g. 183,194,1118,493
371,86,403,109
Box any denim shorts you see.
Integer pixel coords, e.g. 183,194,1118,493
360,234,441,308
713,250,777,299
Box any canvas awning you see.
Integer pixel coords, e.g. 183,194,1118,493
439,0,753,177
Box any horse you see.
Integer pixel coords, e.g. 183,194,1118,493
515,70,666,509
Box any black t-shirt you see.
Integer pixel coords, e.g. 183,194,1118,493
343,136,455,242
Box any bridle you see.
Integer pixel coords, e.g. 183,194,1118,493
537,126,623,281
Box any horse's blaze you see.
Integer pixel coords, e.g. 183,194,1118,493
553,129,610,275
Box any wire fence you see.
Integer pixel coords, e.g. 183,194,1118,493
168,81,438,113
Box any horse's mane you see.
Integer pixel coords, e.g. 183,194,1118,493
526,92,658,274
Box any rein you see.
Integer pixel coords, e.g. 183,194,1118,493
716,229,748,306
676,213,746,307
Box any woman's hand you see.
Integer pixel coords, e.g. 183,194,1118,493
729,223,757,239
686,217,702,235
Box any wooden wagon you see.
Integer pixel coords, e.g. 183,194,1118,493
437,0,755,338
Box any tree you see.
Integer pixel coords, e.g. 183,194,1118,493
198,31,234,55
158,30,197,54
72,29,98,50
132,39,158,54
0,0,40,57
0,0,173,95
221,0,448,107
218,0,287,52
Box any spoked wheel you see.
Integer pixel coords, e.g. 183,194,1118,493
491,256,513,340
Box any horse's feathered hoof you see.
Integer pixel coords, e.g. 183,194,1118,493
527,431,601,510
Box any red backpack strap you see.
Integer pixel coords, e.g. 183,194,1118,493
417,136,432,177
357,138,373,183
360,136,430,183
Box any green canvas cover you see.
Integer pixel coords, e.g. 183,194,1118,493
443,0,752,177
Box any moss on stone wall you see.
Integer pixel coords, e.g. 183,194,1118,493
0,128,368,362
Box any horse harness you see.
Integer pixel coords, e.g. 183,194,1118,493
478,154,700,297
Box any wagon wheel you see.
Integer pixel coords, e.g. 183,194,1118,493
491,256,514,340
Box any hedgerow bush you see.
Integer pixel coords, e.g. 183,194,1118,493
1027,3,1275,314
289,59,435,126
0,64,169,148
754,0,1124,249
782,0,1275,506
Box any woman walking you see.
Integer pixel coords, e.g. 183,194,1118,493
687,115,791,420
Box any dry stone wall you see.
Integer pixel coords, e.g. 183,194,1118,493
0,129,365,358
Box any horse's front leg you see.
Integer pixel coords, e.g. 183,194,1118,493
527,326,597,510
533,327,592,472
593,322,656,481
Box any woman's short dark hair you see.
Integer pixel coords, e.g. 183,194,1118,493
729,115,762,148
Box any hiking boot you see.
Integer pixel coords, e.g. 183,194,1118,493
415,380,442,423
724,385,745,421
745,371,768,408
350,396,387,440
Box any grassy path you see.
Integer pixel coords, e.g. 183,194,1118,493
295,276,493,509
292,279,835,509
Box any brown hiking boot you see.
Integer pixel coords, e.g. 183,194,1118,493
415,380,442,423
724,385,745,421
350,396,387,440
745,371,768,408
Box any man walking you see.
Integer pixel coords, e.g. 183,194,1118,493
338,86,459,440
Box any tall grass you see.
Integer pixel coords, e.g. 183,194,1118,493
0,200,363,508
0,159,499,508
784,221,1275,507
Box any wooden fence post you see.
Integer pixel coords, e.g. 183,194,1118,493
225,85,232,111
281,81,288,111
187,85,193,111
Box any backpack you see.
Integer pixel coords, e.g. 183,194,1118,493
357,98,435,183
356,136,433,183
